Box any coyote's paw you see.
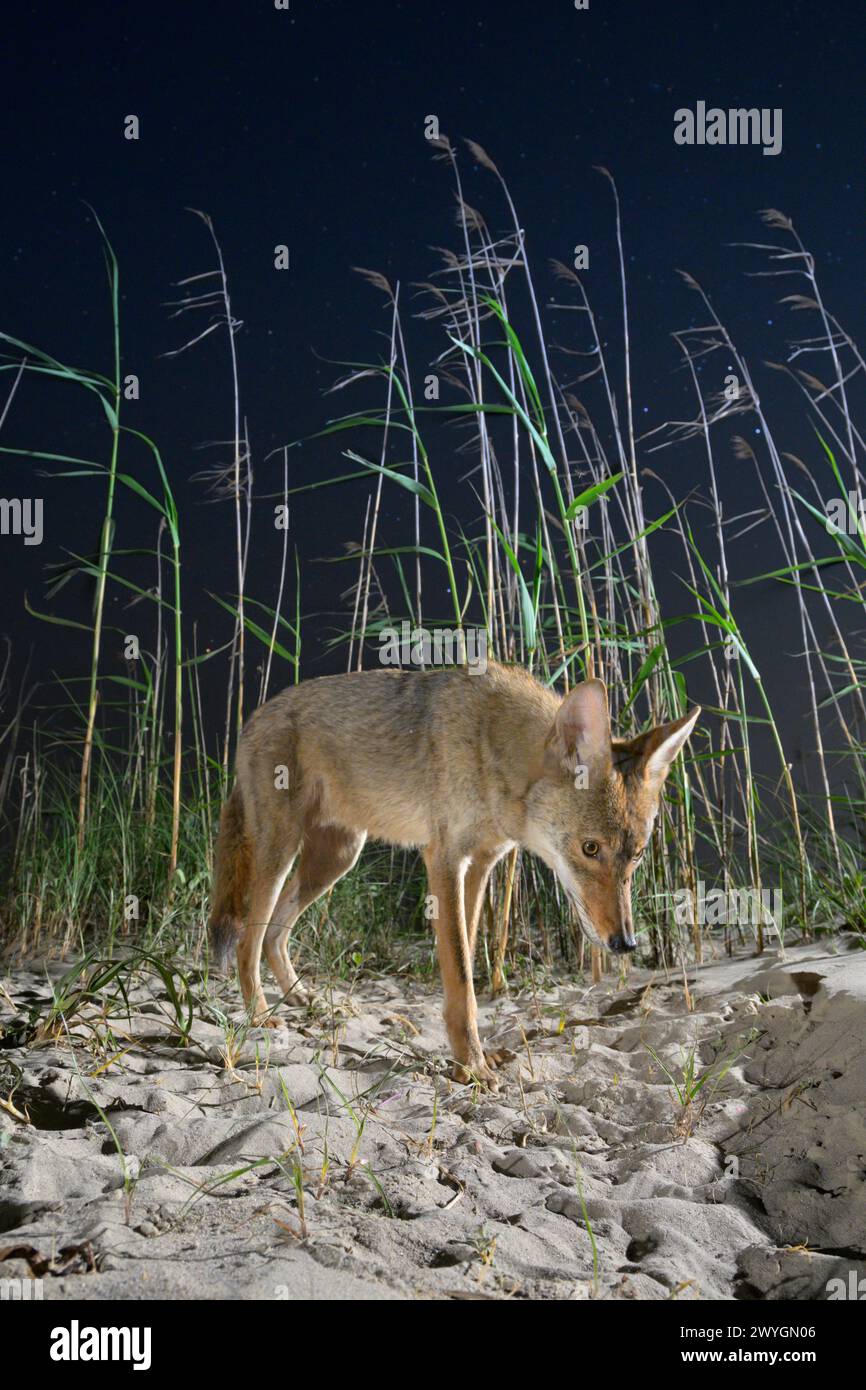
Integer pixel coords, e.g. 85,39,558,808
281,983,314,1008
251,1013,287,1030
451,1057,500,1092
304,991,357,1022
484,1047,517,1071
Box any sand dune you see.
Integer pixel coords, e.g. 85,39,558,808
1,942,863,1300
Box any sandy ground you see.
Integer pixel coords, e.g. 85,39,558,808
1,941,864,1301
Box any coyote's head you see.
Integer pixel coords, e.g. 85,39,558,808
524,679,700,955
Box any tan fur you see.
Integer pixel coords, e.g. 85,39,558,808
208,788,252,974
208,663,699,1087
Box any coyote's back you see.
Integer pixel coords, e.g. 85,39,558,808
231,664,552,846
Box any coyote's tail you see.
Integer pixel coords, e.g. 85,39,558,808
208,786,251,975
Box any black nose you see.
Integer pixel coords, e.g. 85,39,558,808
608,933,636,954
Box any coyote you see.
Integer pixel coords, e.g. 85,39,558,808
209,663,699,1086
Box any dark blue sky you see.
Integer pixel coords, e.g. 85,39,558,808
1,0,864,765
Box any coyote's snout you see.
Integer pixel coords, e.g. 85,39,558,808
209,664,699,1087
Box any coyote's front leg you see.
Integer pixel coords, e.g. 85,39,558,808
424,848,497,1089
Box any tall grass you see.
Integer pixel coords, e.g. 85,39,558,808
0,142,863,982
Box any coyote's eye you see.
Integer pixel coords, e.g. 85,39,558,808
633,848,645,863
582,840,600,858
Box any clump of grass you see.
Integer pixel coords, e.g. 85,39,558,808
646,1033,754,1137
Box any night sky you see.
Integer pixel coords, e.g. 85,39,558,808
1,1,864,765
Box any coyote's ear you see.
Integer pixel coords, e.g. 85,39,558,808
616,707,701,788
551,679,612,776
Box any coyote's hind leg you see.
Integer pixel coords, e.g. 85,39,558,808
237,879,288,1025
264,824,366,1003
463,849,502,963
236,831,300,1025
